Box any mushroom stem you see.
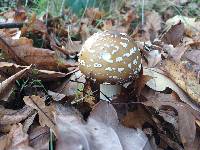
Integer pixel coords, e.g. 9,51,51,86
100,84,121,101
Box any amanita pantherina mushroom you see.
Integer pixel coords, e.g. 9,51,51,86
78,30,142,101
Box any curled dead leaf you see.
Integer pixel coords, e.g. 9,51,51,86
0,65,31,101
143,67,200,112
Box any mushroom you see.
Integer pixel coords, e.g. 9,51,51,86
78,30,142,101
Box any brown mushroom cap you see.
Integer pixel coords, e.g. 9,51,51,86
78,30,142,84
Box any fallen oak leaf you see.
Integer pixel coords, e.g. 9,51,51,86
23,95,56,136
0,65,31,101
143,67,200,112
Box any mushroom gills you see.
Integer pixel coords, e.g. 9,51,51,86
100,84,121,101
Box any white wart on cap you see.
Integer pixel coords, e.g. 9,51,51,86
78,30,142,84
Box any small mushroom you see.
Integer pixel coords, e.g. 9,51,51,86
78,30,142,101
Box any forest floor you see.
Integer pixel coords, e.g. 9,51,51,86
0,0,200,150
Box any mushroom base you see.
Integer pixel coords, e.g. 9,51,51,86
100,84,121,101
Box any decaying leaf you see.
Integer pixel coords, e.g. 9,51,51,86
23,111,37,133
163,60,200,105
0,105,34,125
0,32,72,70
161,21,184,47
165,15,200,37
7,123,33,150
121,105,154,129
184,50,200,65
0,134,10,150
86,8,105,20
55,101,152,150
142,11,162,41
146,50,162,67
9,124,32,150
21,14,47,35
163,44,189,61
29,126,49,150
55,70,85,97
134,72,153,96
142,96,198,150
23,96,56,136
143,67,200,112
0,62,66,81
0,65,31,101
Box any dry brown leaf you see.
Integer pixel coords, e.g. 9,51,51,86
0,65,31,101
142,98,197,150
23,96,56,136
121,105,153,129
146,50,162,67
134,73,153,96
23,111,37,133
161,21,184,47
55,71,85,97
102,20,113,31
29,126,49,150
184,50,200,65
0,32,71,70
143,67,200,112
86,8,105,20
122,9,138,28
1,8,27,23
143,11,162,41
163,60,200,105
163,44,189,61
79,23,90,43
0,134,11,149
21,13,47,35
0,105,33,125
165,15,200,37
55,101,151,150
0,62,66,81
8,123,34,150
0,124,12,133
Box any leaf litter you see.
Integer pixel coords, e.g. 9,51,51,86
0,1,200,150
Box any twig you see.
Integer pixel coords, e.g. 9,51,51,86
0,22,24,29
141,0,145,27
